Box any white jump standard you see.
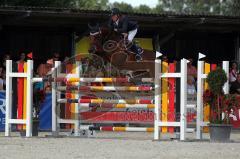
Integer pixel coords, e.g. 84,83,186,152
5,60,43,137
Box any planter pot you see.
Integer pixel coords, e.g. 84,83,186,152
209,124,232,142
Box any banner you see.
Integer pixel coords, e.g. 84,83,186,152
0,91,5,130
39,93,52,130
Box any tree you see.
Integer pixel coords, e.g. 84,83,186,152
134,5,152,13
1,0,239,16
0,0,76,7
75,0,109,10
228,0,240,15
110,2,134,13
0,0,109,9
154,0,240,16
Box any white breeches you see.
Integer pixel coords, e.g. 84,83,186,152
128,28,138,42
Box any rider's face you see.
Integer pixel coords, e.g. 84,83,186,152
111,15,119,22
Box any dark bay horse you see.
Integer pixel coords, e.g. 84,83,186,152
88,24,156,77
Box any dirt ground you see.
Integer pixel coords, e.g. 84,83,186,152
0,132,240,159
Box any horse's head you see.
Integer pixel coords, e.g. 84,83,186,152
88,23,123,54
88,22,103,54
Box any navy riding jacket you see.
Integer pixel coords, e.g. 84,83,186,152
108,15,138,33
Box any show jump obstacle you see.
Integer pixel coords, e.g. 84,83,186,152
5,60,43,137
51,59,188,140
4,55,229,141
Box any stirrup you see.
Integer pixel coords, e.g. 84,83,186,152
135,54,142,62
137,48,143,54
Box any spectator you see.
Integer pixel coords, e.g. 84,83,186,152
64,56,70,62
187,58,197,78
230,73,240,94
46,52,60,67
34,72,44,91
162,55,168,62
4,54,11,60
187,76,196,95
229,62,238,83
2,54,11,68
53,53,60,62
0,66,4,90
17,53,26,64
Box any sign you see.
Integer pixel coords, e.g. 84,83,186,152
0,92,5,130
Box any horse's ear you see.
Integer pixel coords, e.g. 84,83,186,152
88,22,99,29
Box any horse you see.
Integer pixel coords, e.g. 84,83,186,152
88,23,156,77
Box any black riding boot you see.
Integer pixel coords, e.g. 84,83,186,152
130,43,143,61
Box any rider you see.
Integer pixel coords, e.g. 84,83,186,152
108,8,143,61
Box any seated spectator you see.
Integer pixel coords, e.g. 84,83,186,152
162,55,168,62
37,63,51,77
53,53,60,62
64,56,70,62
187,58,197,78
34,72,44,91
187,76,196,95
229,62,238,83
17,53,26,64
230,73,240,94
46,52,60,68
2,54,11,68
0,66,6,90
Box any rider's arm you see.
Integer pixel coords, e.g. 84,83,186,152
117,17,128,33
107,19,114,30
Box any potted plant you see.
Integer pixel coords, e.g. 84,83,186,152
203,67,240,142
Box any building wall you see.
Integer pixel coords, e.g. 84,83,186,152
159,32,236,62
0,26,72,66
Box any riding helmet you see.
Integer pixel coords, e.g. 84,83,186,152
111,8,120,16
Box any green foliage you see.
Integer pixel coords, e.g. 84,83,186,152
111,2,134,13
228,0,240,15
206,68,227,95
76,0,109,10
0,0,76,7
204,68,227,123
156,0,240,15
134,5,152,13
203,68,238,124
0,0,239,16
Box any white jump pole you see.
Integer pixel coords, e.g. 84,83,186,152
26,60,33,137
5,60,12,136
52,61,61,135
74,61,81,136
180,58,187,141
196,60,204,139
154,59,161,140
223,61,229,94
